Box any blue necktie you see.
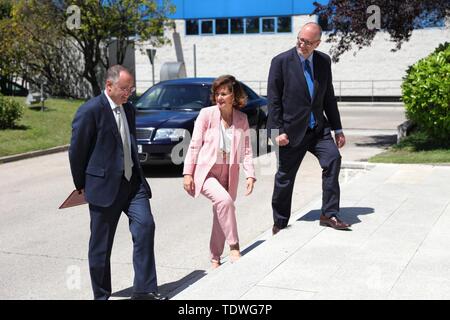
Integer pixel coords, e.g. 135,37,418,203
304,59,316,129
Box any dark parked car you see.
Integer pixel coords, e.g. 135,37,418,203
134,77,268,165
0,76,29,96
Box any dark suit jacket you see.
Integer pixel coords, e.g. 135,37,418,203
69,93,151,207
267,47,342,147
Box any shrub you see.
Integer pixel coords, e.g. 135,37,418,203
401,42,450,142
0,94,24,129
394,130,450,151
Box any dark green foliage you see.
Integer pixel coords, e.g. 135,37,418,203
0,94,24,129
401,42,450,142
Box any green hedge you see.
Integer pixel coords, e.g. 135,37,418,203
0,94,24,129
401,42,450,141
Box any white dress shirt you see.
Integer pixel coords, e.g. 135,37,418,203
105,90,132,149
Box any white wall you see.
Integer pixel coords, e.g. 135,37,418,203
135,15,449,96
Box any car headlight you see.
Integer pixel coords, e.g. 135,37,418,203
153,128,188,141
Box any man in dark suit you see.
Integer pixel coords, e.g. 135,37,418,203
69,65,167,300
268,22,351,234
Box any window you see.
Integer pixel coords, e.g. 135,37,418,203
245,17,259,33
277,16,291,33
185,16,293,36
136,84,211,110
262,17,275,33
200,20,213,35
230,18,244,34
216,19,229,34
186,20,199,35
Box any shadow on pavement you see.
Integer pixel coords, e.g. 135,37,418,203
142,164,184,178
111,270,207,299
242,240,265,256
297,207,374,226
355,135,397,148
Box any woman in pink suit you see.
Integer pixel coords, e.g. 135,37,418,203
183,75,256,269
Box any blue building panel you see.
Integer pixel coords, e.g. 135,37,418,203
169,0,328,19
293,1,322,14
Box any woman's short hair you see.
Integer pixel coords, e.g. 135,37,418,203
210,75,248,109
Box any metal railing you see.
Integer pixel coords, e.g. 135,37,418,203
137,79,403,101
333,80,403,102
241,80,403,100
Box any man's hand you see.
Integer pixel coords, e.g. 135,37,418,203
275,133,290,146
335,132,346,148
245,177,255,196
183,174,195,197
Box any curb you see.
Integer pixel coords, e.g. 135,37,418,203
341,161,376,170
3,151,446,167
0,145,69,164
396,120,414,143
0,150,377,167
337,102,404,106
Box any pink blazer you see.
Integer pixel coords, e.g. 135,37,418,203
183,105,256,201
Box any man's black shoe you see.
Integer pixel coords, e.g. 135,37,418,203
272,225,281,235
131,292,168,300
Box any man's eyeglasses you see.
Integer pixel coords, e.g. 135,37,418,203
297,37,320,47
116,85,136,94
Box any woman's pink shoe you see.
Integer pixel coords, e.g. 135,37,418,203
229,250,241,263
211,259,221,269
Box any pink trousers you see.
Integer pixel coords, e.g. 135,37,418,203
201,163,238,262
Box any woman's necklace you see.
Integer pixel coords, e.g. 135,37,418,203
221,112,233,128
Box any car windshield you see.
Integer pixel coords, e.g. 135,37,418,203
135,84,212,111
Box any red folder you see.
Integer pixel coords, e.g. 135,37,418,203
59,189,87,209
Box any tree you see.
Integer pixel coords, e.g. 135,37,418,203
0,0,31,93
2,0,175,97
58,0,175,95
313,0,450,62
0,0,19,78
1,0,87,97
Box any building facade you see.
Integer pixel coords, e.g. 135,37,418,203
135,0,449,99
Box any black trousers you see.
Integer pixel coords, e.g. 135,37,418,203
272,127,342,229
88,171,157,300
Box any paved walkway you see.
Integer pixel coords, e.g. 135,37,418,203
6,101,445,301
172,163,450,300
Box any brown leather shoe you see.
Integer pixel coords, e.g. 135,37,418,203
272,225,281,235
319,214,351,230
131,292,168,300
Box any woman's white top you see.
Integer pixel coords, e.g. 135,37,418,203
219,120,233,154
